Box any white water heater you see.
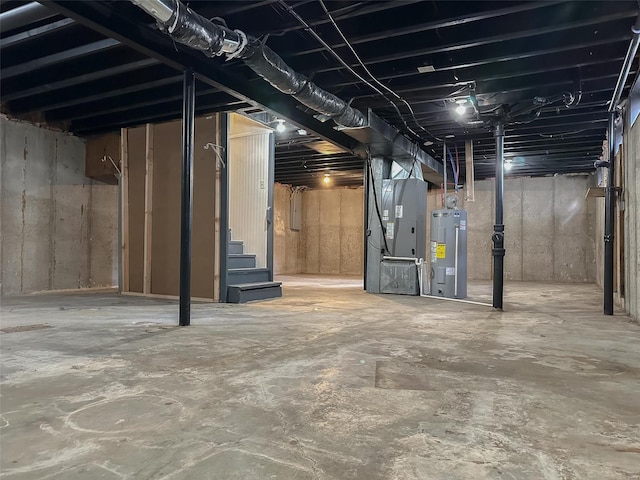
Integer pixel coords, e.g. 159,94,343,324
429,209,468,298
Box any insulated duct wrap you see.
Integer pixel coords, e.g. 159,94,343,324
160,0,243,57
240,42,367,127
129,0,366,128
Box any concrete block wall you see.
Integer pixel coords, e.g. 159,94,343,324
273,183,303,274
622,107,639,321
301,187,364,275
429,175,596,282
275,175,595,282
0,117,118,295
274,184,364,275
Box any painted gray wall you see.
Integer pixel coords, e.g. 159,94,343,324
1,118,118,295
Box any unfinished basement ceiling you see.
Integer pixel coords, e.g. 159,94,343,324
1,0,637,186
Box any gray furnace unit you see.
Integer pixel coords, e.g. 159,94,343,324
379,179,428,295
430,209,468,298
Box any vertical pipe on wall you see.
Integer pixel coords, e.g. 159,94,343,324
443,141,447,205
492,121,505,310
179,69,195,326
604,112,616,315
465,139,475,202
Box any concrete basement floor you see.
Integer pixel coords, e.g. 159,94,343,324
1,276,639,480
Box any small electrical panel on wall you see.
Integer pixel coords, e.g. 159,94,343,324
290,190,302,231
260,179,265,189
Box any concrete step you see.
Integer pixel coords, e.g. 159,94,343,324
228,254,256,269
228,240,244,255
227,281,282,303
228,267,270,284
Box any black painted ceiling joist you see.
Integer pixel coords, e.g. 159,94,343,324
41,0,361,154
0,2,56,32
0,17,75,48
1,0,635,185
2,38,120,79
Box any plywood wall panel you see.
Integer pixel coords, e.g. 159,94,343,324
127,126,146,293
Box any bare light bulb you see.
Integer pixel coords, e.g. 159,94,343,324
455,104,467,115
504,161,513,171
323,174,331,185
275,120,285,132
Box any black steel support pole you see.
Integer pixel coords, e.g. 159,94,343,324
603,112,616,315
179,69,195,326
363,161,369,291
492,122,506,310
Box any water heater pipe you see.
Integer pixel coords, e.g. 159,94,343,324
454,224,459,297
442,142,447,206
465,139,475,202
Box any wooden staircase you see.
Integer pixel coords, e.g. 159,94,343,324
227,238,281,303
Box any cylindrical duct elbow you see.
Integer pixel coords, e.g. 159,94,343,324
165,1,244,57
131,0,244,57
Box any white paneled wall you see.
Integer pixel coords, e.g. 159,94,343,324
228,120,271,268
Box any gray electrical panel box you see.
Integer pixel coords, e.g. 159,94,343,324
430,209,468,299
381,178,428,259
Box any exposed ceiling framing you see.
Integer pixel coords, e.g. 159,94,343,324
1,0,637,186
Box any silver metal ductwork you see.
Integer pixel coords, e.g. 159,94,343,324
130,0,366,128
340,110,443,184
130,0,443,180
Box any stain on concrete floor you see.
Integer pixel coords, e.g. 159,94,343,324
0,277,639,479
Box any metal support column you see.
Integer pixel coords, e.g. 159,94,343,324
492,122,505,310
603,112,616,315
179,69,195,326
363,161,369,291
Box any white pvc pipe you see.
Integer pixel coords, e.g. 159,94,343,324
382,255,418,262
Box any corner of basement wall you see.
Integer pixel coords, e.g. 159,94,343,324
0,117,118,295
273,182,303,275
623,106,640,322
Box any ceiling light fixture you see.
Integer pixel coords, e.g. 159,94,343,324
323,173,331,185
417,65,435,73
275,119,286,132
504,160,513,171
455,104,467,116
297,129,307,135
